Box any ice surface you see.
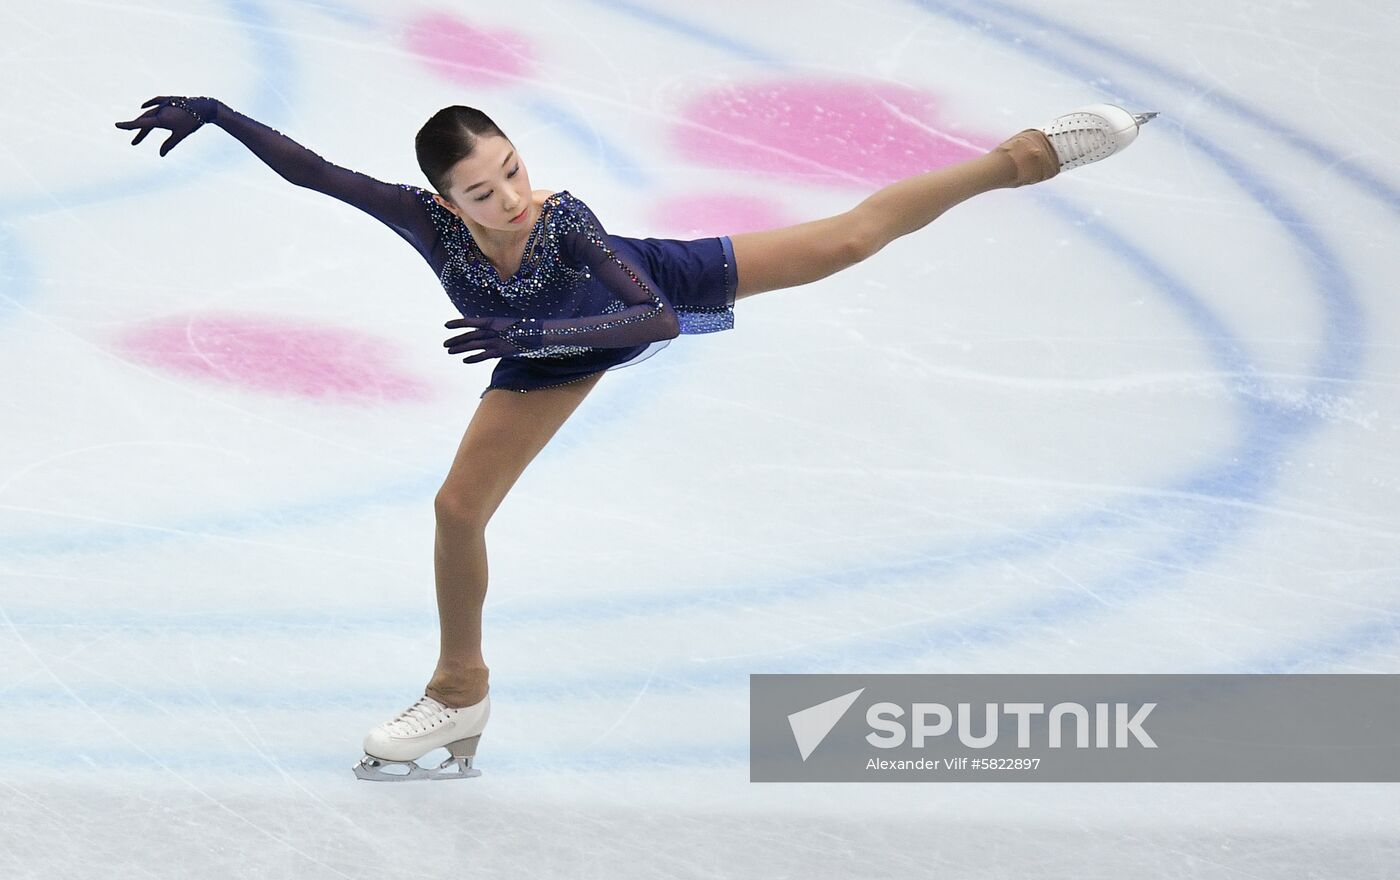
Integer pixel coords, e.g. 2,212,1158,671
4,0,1399,876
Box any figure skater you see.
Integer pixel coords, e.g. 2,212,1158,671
115,95,1155,781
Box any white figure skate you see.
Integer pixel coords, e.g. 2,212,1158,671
352,692,490,781
997,103,1158,186
1038,103,1158,172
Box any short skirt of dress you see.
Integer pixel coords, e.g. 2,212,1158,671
482,234,738,397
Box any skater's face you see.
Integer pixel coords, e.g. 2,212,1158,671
433,136,535,234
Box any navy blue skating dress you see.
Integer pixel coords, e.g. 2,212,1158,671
205,103,737,397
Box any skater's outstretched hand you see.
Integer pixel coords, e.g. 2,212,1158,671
444,316,536,364
114,96,217,157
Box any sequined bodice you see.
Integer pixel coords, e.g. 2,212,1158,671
474,210,544,283
415,189,594,320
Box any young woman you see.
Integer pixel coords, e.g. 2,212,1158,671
115,95,1155,781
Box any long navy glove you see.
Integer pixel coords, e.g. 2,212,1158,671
114,96,218,156
443,316,544,364
117,95,529,365
116,97,658,366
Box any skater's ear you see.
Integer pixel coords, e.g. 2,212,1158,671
433,192,461,217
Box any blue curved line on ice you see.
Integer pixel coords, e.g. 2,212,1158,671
2,2,1380,714
4,3,1368,689
1233,607,1400,674
964,0,1400,215
0,223,34,320
0,0,294,330
912,0,1384,673
2,2,1246,614
0,2,1388,788
582,0,785,64
520,95,659,190
342,1,1345,680
2,1,293,222
0,0,1355,665
0,0,662,536
288,0,380,28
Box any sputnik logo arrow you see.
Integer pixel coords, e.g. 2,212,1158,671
787,688,865,761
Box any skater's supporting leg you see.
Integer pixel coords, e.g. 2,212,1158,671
727,135,1049,300
425,372,606,708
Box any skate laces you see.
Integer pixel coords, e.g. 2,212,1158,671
388,695,451,734
1044,113,1111,168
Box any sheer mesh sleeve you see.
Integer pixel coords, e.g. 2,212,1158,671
209,102,437,258
502,195,681,352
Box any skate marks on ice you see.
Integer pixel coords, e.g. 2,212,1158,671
4,0,1400,877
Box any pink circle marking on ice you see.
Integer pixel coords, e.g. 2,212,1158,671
114,313,433,403
403,11,535,87
670,79,997,187
648,193,790,238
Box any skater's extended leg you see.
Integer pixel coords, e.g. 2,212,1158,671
425,372,606,708
728,134,1050,300
728,101,1163,300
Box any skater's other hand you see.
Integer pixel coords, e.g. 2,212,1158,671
114,97,206,157
444,316,528,363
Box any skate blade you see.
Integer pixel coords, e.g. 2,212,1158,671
352,753,482,782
